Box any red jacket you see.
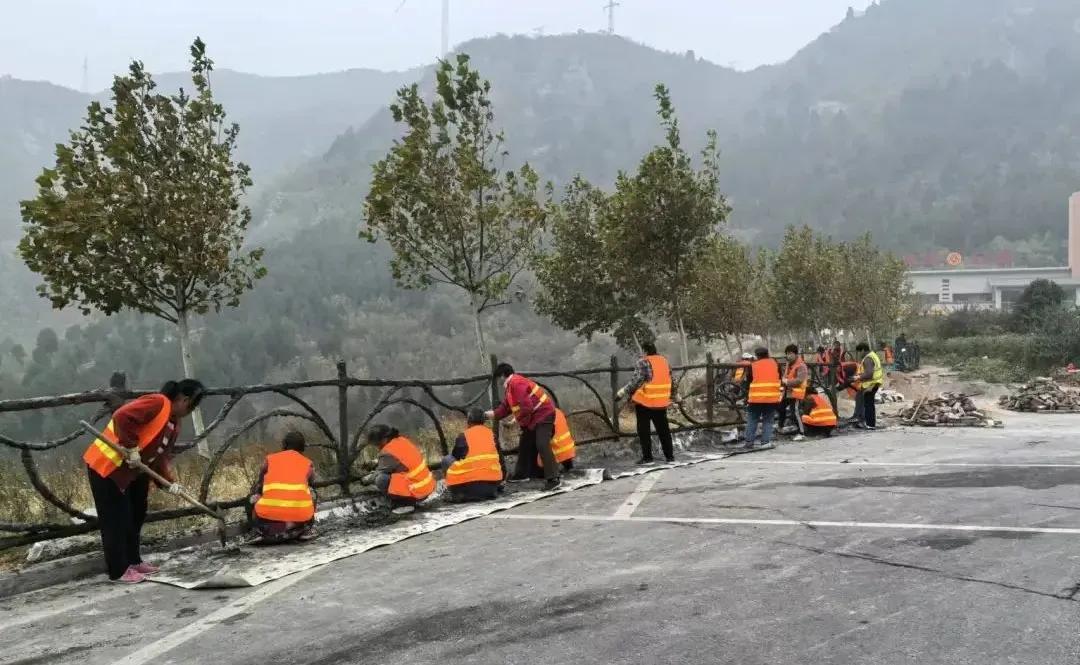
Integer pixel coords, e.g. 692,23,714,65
110,394,179,491
492,374,555,430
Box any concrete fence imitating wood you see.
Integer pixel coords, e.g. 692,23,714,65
0,354,837,550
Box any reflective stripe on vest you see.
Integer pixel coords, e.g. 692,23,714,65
83,394,172,479
255,450,314,522
802,394,837,427
508,376,549,415
632,355,672,409
785,357,808,400
538,408,576,467
863,352,884,388
447,425,503,486
748,358,782,404
384,436,435,500
734,365,746,383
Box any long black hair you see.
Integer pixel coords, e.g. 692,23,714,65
160,378,206,407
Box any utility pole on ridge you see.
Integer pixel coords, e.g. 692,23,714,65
603,0,620,35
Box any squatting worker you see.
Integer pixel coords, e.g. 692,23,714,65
442,408,503,502
83,379,205,584
778,344,808,441
249,430,317,543
743,347,782,448
616,341,674,465
855,341,885,430
801,388,838,437
485,363,562,490
538,407,576,473
366,424,435,515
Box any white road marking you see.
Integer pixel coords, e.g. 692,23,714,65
722,460,1080,469
613,471,664,518
113,565,324,665
0,585,138,632
491,513,1080,535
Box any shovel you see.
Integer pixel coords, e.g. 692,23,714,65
79,420,229,548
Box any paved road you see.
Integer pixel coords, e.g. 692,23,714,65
4,415,1080,664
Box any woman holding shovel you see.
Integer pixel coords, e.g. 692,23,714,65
83,379,206,583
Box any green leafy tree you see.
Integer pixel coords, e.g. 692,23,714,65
10,344,26,366
1013,278,1065,331
534,177,652,349
363,54,548,366
830,234,912,339
682,235,755,356
18,38,265,451
31,328,59,365
768,226,840,341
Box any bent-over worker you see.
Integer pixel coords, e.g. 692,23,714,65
442,408,503,502
366,424,436,514
249,431,317,543
83,379,205,583
485,363,562,490
617,341,674,465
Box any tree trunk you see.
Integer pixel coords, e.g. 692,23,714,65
721,335,734,362
676,313,690,366
470,294,488,370
177,310,210,459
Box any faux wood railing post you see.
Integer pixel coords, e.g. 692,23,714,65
609,355,620,435
336,360,351,495
705,352,715,424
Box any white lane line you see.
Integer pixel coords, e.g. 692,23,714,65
613,471,665,518
114,566,324,665
0,585,138,632
491,513,1080,535
722,460,1080,468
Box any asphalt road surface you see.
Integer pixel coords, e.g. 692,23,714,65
4,413,1080,664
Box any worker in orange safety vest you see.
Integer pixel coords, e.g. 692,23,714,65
365,424,435,515
616,341,674,465
800,389,838,438
537,408,576,473
442,408,504,502
778,344,809,441
249,430,317,543
743,347,782,449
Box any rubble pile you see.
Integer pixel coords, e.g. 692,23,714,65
900,392,1003,427
999,378,1080,412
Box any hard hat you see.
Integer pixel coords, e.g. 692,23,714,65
741,353,754,360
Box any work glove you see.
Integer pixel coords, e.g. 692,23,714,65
361,472,376,485
124,447,142,466
616,388,626,400
166,483,185,496
483,410,495,421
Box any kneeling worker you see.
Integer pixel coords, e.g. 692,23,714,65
367,424,436,514
801,389,838,437
443,409,503,502
250,431,317,543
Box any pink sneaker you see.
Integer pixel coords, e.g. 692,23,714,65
131,562,159,575
113,567,146,584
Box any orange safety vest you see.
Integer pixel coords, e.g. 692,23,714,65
733,362,749,383
83,394,172,479
841,361,862,397
632,355,672,409
784,357,809,400
538,408,576,467
446,425,503,487
254,450,315,523
748,358,782,404
802,394,838,428
507,375,550,418
383,436,435,500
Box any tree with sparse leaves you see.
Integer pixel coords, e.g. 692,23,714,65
363,54,548,366
769,225,840,341
534,177,653,349
19,38,265,449
682,235,755,357
829,234,912,339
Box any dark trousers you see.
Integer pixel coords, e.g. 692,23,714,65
513,416,559,481
87,466,149,580
776,398,805,434
804,424,835,438
862,385,880,428
448,481,500,502
635,404,674,461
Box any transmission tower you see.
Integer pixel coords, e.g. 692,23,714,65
81,56,89,93
603,0,620,35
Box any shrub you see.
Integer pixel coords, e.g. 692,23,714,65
934,309,1013,338
954,357,1029,384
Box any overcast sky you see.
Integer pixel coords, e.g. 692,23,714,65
2,0,874,91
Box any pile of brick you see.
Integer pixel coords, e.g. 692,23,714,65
999,378,1080,412
900,392,1003,427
